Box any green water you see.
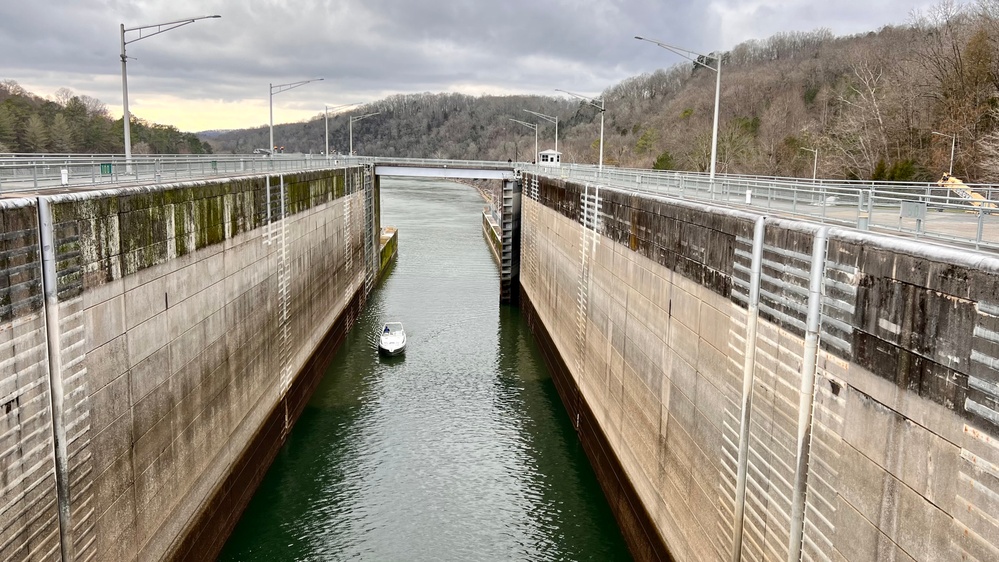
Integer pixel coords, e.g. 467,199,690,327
219,178,631,561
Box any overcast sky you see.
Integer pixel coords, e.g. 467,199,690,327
1,0,944,132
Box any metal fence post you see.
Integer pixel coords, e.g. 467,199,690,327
977,208,985,249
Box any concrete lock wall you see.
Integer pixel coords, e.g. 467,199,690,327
0,167,373,561
519,172,999,561
0,199,62,560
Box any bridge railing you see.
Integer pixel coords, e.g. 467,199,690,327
524,163,999,252
3,152,995,251
0,153,355,192
354,156,514,170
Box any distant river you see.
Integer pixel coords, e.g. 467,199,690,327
218,178,631,561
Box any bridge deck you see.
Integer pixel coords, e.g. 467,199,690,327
373,164,514,180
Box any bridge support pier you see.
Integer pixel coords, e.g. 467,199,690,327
500,178,522,304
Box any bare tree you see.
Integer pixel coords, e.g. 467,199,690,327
979,107,999,181
54,88,74,106
825,60,892,177
910,1,999,179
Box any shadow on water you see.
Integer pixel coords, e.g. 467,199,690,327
377,353,406,366
219,178,630,561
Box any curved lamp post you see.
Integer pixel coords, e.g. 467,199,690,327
523,109,558,154
556,89,604,172
270,78,323,154
635,36,720,181
349,112,380,155
509,118,538,162
325,103,359,157
120,14,221,168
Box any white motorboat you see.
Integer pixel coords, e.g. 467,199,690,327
378,322,406,356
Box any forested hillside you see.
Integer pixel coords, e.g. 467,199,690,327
211,2,999,183
0,81,212,155
5,2,999,181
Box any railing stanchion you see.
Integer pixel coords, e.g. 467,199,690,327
977,208,985,249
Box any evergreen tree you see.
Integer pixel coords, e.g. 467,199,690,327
49,114,74,152
24,114,48,152
0,105,15,148
653,150,675,170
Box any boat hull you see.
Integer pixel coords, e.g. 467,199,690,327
378,343,405,356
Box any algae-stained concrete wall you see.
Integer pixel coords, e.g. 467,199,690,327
379,227,398,274
519,172,999,561
0,167,372,561
482,210,501,265
0,199,62,560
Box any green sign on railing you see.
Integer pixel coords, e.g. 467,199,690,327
211,160,217,171
100,163,112,175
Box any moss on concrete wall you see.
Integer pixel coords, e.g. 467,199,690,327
0,202,43,320
379,228,398,275
481,211,501,265
45,169,360,291
22,166,374,562
522,172,999,562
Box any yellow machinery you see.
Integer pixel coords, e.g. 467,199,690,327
937,173,998,209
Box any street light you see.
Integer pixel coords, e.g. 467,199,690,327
120,14,221,167
270,78,324,155
325,103,359,157
349,112,380,155
556,89,604,172
509,119,538,162
932,131,956,176
800,147,818,181
523,109,558,154
635,36,720,180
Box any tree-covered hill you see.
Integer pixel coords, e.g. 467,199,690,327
5,1,999,182
210,2,999,183
0,80,212,155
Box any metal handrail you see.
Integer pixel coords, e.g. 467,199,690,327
2,153,994,252
0,153,370,193
517,163,997,252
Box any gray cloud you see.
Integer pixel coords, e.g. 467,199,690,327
1,0,943,131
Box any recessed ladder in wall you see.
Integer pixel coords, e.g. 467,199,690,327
265,174,293,432
499,178,522,303
278,177,292,398
362,166,377,298
575,183,601,426
344,181,354,295
526,176,540,287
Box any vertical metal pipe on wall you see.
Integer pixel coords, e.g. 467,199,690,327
787,226,830,562
730,215,766,562
265,174,272,245
37,197,72,561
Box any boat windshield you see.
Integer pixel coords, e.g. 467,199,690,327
384,323,404,334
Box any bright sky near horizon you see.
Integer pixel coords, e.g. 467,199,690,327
1,0,945,132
